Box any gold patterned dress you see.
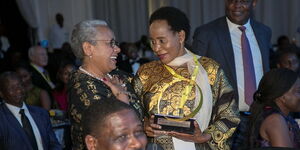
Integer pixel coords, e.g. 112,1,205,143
133,56,240,150
68,69,144,150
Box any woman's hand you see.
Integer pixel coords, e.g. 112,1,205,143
168,121,211,143
102,75,129,104
144,115,168,137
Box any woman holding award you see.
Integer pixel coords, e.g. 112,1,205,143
133,7,240,150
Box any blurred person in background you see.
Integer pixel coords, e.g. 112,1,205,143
245,69,300,149
53,61,75,112
15,64,51,110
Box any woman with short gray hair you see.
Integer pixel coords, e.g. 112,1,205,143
68,20,144,150
70,20,107,60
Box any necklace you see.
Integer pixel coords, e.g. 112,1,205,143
79,66,112,81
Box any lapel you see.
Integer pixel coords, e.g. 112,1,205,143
215,17,237,85
28,106,47,150
2,104,33,149
251,20,269,72
30,64,53,90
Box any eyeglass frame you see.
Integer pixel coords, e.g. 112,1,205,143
92,39,120,48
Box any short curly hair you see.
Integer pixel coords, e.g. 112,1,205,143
70,20,107,60
0,71,22,93
149,6,190,42
81,98,135,138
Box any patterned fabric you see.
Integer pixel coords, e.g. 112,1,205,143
25,86,42,107
133,57,240,150
68,69,144,150
258,108,300,148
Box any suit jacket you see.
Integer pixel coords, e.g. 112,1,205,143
29,64,53,94
192,16,272,102
0,103,61,150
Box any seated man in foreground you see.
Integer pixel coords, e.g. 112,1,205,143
0,71,61,150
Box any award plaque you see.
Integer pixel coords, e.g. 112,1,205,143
154,114,195,134
153,57,203,135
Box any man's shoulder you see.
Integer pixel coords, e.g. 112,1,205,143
194,17,226,32
251,19,271,32
28,64,42,76
27,105,48,116
0,103,7,115
193,17,228,40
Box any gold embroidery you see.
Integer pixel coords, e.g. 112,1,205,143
205,126,236,150
94,95,101,100
70,70,144,150
134,57,240,150
70,105,82,123
76,88,83,94
91,89,98,94
74,82,80,88
200,56,219,85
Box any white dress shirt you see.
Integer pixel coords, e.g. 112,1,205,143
226,18,264,111
5,102,44,150
49,24,68,49
0,36,10,52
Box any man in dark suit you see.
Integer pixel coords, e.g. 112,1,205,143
192,0,271,149
0,71,61,150
28,45,55,94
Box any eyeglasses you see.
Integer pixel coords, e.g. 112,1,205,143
93,39,119,48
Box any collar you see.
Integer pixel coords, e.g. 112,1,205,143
226,17,251,32
167,48,194,67
31,63,44,73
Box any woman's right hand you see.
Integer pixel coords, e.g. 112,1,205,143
102,75,129,104
144,115,167,137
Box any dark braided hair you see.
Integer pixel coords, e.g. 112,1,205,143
246,68,298,148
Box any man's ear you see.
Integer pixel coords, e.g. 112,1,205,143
82,42,93,57
178,30,186,44
85,135,97,150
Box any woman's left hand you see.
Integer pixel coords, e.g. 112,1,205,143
168,121,211,143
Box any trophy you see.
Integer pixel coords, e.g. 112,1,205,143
154,114,196,134
154,59,203,134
